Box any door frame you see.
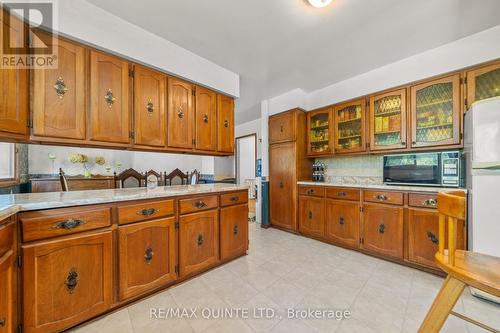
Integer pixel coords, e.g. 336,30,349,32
235,133,257,184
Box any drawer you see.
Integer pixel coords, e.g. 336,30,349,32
298,186,325,197
409,193,438,209
363,190,404,205
20,206,111,242
118,199,175,225
179,195,218,214
0,220,15,257
220,191,248,207
326,187,360,201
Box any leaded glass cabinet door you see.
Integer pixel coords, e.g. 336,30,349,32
369,89,407,151
307,107,332,156
410,74,461,148
334,99,366,153
466,61,500,109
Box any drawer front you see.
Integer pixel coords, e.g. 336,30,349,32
325,188,360,201
220,191,248,207
118,199,175,225
363,190,404,205
20,207,111,242
408,193,438,209
298,186,325,197
179,195,218,214
0,219,15,257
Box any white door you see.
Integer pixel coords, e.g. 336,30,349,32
236,135,256,185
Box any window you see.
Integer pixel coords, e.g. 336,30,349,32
0,143,18,185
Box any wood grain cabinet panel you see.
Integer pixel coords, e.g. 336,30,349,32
363,190,404,205
117,199,175,225
220,204,249,261
118,218,177,300
217,94,234,153
307,107,333,156
325,188,360,201
133,65,166,147
178,210,219,277
334,99,366,154
269,112,295,144
89,51,130,144
32,34,86,140
220,191,248,207
167,78,194,149
325,199,360,248
362,204,404,259
298,196,325,238
298,186,325,198
22,231,113,333
195,86,217,151
179,195,218,215
0,221,16,333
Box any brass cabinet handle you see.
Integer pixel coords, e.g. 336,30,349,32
146,99,154,114
376,194,388,201
224,120,229,128
177,107,184,119
203,114,209,123
401,141,406,146
306,189,315,195
197,234,204,246
137,208,159,216
104,89,116,107
378,224,386,234
279,181,284,189
53,219,86,230
0,318,5,327
308,211,313,219
422,198,438,207
194,201,207,209
53,77,68,98
427,231,439,245
65,268,78,293
230,196,240,202
339,216,345,225
144,247,154,264
337,192,347,197
233,225,238,235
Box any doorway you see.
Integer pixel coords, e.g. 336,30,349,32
235,134,257,223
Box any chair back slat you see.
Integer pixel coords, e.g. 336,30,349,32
437,191,466,267
59,168,69,192
164,168,189,186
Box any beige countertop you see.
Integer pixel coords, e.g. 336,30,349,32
0,183,249,220
297,181,467,193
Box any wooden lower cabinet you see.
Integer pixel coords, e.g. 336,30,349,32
0,221,16,333
298,196,325,238
325,199,360,248
220,204,249,261
22,231,113,333
178,210,219,277
118,218,177,300
362,204,404,259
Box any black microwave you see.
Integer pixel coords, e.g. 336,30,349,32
383,151,463,187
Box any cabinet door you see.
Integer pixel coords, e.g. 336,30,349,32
167,78,194,149
362,204,403,259
0,221,16,333
466,61,500,108
195,86,217,151
118,217,177,300
89,51,130,144
334,99,366,153
0,11,28,137
32,35,86,140
269,142,296,231
408,208,466,269
220,204,249,261
179,210,219,277
298,196,325,238
269,112,295,144
307,107,333,156
325,199,360,248
134,65,166,147
369,89,407,151
217,94,234,153
22,231,113,333
410,74,461,148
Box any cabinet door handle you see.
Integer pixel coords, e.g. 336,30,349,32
224,120,229,128
339,216,345,225
53,219,86,230
337,192,347,197
230,196,240,202
194,201,207,209
197,234,204,246
137,208,159,216
280,125,283,132
306,189,315,195
376,194,388,201
177,106,184,119
0,318,5,327
427,231,439,245
144,247,154,264
378,224,385,234
203,114,209,123
401,141,406,146
233,225,238,235
146,99,154,114
53,77,68,98
65,268,79,293
422,198,438,207
308,211,313,219
104,89,116,107
279,181,284,189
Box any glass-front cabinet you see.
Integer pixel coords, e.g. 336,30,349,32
410,74,461,148
369,88,407,151
466,61,500,109
334,99,366,153
307,107,332,156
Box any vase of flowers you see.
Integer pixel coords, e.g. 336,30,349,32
69,154,106,178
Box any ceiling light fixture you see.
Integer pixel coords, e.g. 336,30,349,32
308,0,333,8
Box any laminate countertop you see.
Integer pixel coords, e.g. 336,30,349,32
0,183,249,221
297,181,467,193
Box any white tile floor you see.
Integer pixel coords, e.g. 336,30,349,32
73,222,500,333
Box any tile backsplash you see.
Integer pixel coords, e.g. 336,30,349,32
316,155,384,185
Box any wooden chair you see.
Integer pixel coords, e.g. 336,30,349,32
114,168,145,189
418,191,500,333
189,169,199,185
164,168,189,186
59,168,69,192
144,169,163,186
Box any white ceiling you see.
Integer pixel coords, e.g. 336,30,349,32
87,0,500,124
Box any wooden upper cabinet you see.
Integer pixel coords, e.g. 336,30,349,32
369,89,407,151
32,34,86,140
307,107,333,156
217,94,234,153
466,61,500,109
334,99,366,153
0,10,28,138
89,51,130,144
195,86,217,151
167,78,194,149
133,65,166,147
410,74,461,148
269,111,296,144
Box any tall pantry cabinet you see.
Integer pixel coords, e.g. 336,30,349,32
269,109,312,232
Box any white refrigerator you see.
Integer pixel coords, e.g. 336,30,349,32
464,96,500,303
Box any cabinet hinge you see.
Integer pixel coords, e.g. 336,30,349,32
129,69,134,78
129,131,135,140
460,77,467,85
175,221,179,229
192,138,196,145
360,207,364,213
17,255,22,268
192,90,196,96
27,118,33,129
18,324,23,333
460,132,463,140
366,142,370,149
175,265,179,273
464,98,468,110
